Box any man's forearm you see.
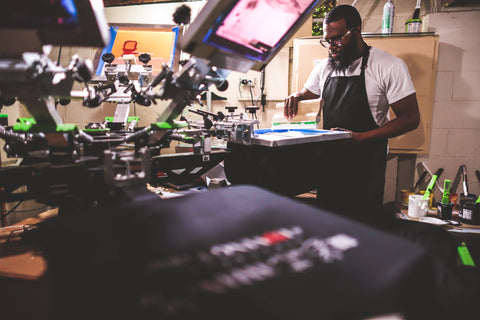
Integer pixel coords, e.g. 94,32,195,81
354,93,420,143
353,114,419,143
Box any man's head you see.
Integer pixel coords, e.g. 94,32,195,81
324,4,362,29
322,5,364,72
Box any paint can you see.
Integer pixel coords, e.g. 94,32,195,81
400,189,413,207
459,200,480,225
408,194,428,218
405,19,422,33
437,202,454,220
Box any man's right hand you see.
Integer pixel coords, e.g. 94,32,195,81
284,89,319,120
284,94,301,119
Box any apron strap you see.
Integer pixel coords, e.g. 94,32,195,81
360,45,371,74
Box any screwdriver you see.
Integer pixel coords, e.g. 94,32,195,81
422,168,443,201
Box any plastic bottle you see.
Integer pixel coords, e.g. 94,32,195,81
412,0,422,19
382,0,395,34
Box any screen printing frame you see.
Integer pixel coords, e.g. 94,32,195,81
251,128,352,147
92,23,183,79
177,0,320,72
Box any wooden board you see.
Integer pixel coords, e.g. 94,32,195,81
291,35,439,154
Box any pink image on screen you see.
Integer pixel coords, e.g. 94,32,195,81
216,0,313,54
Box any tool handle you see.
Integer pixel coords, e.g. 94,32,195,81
411,170,428,194
422,174,438,200
458,242,475,267
462,164,469,196
434,167,444,177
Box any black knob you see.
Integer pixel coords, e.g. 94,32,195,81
75,60,93,82
59,99,71,106
102,53,115,64
118,73,130,85
246,106,259,113
83,93,102,108
204,117,213,130
215,80,228,92
216,111,225,121
225,106,237,113
138,53,151,65
0,96,16,106
132,92,151,106
172,4,191,25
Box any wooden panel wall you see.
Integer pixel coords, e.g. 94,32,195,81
291,35,439,154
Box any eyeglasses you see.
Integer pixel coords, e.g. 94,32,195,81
319,27,355,48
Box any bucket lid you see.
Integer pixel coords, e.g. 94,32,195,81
405,19,422,24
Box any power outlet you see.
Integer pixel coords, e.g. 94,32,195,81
240,77,255,87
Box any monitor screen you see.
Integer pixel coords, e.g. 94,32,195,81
1,0,79,29
178,0,319,72
0,0,109,55
207,0,317,62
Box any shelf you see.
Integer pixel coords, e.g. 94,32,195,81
362,32,436,38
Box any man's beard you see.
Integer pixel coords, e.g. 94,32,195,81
328,37,358,73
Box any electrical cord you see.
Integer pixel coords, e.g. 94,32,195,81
0,201,49,218
57,46,62,65
0,224,37,244
249,85,255,106
260,69,266,112
238,81,248,109
0,201,23,218
239,79,262,109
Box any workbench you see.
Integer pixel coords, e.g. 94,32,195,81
0,209,57,320
398,206,480,267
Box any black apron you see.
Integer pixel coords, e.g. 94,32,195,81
316,46,388,224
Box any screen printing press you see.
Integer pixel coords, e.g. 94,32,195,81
221,126,351,197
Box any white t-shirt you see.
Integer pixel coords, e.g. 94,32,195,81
304,47,416,127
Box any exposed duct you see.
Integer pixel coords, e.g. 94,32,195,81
423,0,480,13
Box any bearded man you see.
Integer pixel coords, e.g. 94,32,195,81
284,5,420,224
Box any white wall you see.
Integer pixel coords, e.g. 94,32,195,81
104,1,206,24
418,10,480,199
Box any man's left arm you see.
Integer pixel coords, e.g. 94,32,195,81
350,93,420,143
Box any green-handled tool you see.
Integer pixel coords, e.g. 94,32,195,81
441,179,452,204
475,194,480,204
458,242,475,267
422,168,443,200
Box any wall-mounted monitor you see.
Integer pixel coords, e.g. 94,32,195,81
178,0,319,72
0,0,109,56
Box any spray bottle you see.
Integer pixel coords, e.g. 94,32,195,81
382,0,395,34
